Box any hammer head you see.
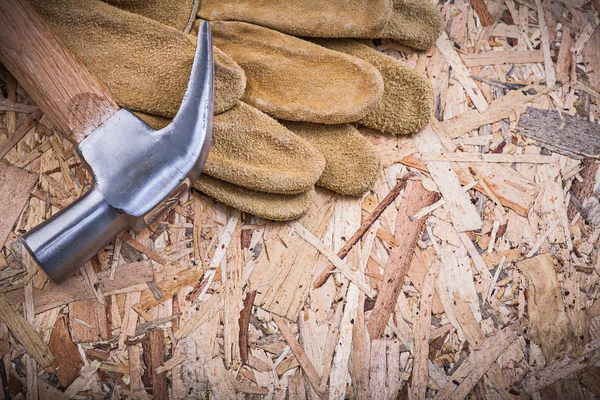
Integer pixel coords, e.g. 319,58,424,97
22,22,214,283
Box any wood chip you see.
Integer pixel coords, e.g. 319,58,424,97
329,197,362,400
0,163,37,247
273,314,324,398
435,326,517,400
413,126,482,232
128,344,144,392
517,254,576,360
0,292,54,367
288,373,307,399
519,107,600,159
580,366,600,396
367,180,438,339
238,290,256,365
370,339,401,400
420,152,558,164
64,360,100,398
248,191,335,320
205,357,238,399
145,329,168,400
436,32,489,112
535,0,556,88
290,221,375,298
521,337,600,393
69,298,110,343
0,110,42,160
119,291,141,349
6,260,153,314
471,0,495,26
402,154,538,217
313,174,411,289
155,354,186,375
571,12,600,55
47,315,83,387
173,290,222,340
441,83,558,138
461,50,545,67
222,215,242,369
452,294,486,350
122,232,166,265
410,258,440,399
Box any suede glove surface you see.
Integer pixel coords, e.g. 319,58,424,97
211,21,384,125
316,39,434,135
31,0,443,221
199,0,443,50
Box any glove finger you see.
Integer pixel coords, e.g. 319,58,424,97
212,21,384,124
379,0,444,50
213,47,247,115
283,122,380,196
199,0,442,51
199,0,391,38
204,102,326,194
194,175,315,221
317,40,434,135
134,103,325,195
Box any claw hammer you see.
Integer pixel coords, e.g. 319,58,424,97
0,0,214,282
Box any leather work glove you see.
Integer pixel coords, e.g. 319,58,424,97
31,0,443,220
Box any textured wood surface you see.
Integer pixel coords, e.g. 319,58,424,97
461,50,545,67
0,292,54,367
367,180,438,339
0,163,37,248
517,254,576,361
414,125,483,232
6,260,153,314
0,0,599,397
0,110,42,159
522,337,600,393
313,174,410,289
46,315,84,387
68,298,111,343
0,0,118,144
582,26,600,89
436,327,518,399
470,0,495,25
440,82,558,138
519,106,600,159
145,329,168,400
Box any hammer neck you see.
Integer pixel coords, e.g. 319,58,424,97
22,188,128,283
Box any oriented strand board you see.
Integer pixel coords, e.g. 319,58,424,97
413,126,482,232
0,292,54,367
68,298,110,343
6,260,153,314
517,254,576,361
1,1,600,398
248,190,335,320
402,154,538,217
582,25,600,89
46,315,84,387
0,162,37,247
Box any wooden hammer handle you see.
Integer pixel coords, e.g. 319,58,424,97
0,0,119,144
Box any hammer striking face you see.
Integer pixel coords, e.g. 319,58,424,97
22,22,215,283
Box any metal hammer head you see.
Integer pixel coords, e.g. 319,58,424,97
22,22,214,283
